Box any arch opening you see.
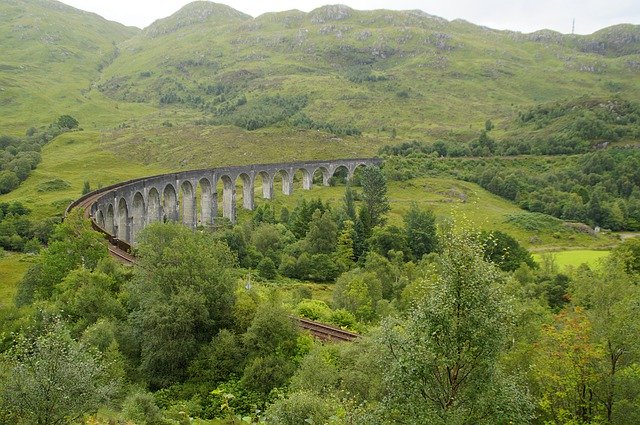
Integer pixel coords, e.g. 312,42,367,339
95,209,105,230
105,204,115,234
331,165,349,186
313,167,330,187
162,184,178,222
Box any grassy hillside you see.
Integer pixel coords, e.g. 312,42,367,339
0,0,141,133
96,3,640,145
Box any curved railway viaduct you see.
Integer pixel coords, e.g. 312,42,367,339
70,158,381,249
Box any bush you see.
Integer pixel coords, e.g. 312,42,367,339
257,257,277,280
56,115,79,129
296,299,332,321
266,391,335,425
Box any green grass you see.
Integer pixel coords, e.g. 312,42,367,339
533,250,611,270
0,130,167,219
0,252,34,308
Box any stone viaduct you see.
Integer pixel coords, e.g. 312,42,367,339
87,158,381,246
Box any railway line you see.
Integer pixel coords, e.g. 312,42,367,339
67,189,359,342
294,317,359,342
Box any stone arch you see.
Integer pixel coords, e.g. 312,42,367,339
312,166,331,186
131,192,145,244
117,197,129,242
332,165,349,185
147,188,161,223
105,204,115,234
258,171,273,200
237,173,254,211
95,209,105,229
198,178,214,227
180,180,196,228
350,162,369,180
162,184,178,222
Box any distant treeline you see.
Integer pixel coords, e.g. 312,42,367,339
0,115,79,194
381,148,640,231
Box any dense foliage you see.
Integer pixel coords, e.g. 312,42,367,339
1,166,640,424
0,116,79,194
0,201,57,253
381,147,640,231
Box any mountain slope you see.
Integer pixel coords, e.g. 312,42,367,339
97,2,640,142
0,0,140,133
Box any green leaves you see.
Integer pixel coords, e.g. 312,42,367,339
379,228,532,423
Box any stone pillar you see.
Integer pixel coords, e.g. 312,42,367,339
347,163,356,181
222,177,236,223
302,168,312,190
282,171,293,196
242,176,255,211
322,170,330,186
262,173,273,199
181,181,196,229
201,184,214,226
147,188,161,224
105,204,115,234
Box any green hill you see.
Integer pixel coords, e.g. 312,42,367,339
0,0,141,133
95,3,640,143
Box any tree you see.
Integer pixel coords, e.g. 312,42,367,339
0,320,118,425
343,185,357,221
366,225,409,260
532,308,603,424
353,205,373,260
333,269,383,322
56,114,79,129
81,179,91,195
570,258,640,423
304,210,337,255
360,166,390,228
0,170,20,194
335,219,356,269
379,228,532,423
15,210,108,305
478,230,536,272
404,203,438,260
126,222,236,388
241,301,299,395
257,256,277,279
612,237,640,274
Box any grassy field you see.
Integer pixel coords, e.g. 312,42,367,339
0,130,168,219
533,250,611,270
0,253,34,308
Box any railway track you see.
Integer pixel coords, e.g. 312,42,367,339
294,317,359,342
68,191,359,342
